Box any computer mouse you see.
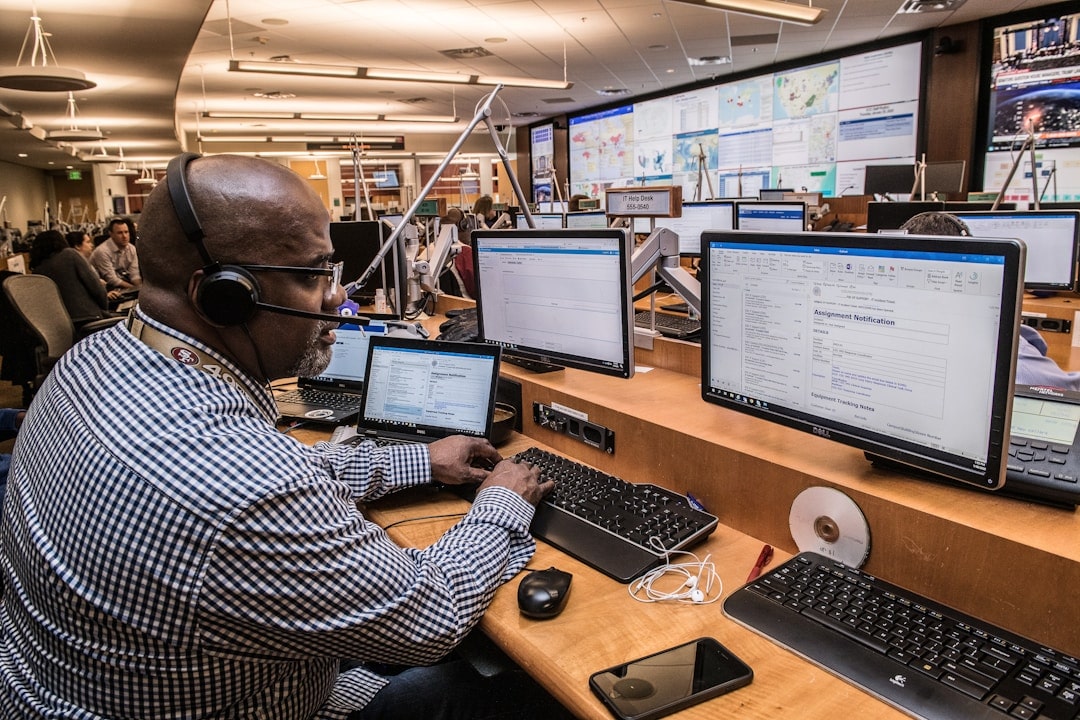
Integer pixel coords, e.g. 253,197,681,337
517,567,572,619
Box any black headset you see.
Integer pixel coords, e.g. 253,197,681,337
166,152,261,326
165,152,351,326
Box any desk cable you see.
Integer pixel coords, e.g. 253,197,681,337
628,539,723,605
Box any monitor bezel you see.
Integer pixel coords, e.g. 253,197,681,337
699,229,1025,490
733,200,807,231
949,210,1080,293
471,227,636,379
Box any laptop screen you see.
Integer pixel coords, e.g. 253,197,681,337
304,323,389,389
358,336,502,440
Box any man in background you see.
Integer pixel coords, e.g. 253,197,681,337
89,216,141,291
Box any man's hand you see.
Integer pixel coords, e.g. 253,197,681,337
428,435,555,506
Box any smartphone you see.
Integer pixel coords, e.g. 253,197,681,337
589,637,753,720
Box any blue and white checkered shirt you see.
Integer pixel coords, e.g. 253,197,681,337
0,308,536,718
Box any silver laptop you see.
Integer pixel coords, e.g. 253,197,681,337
275,322,389,424
350,335,502,445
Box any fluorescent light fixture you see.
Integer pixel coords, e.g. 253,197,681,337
202,110,458,124
230,58,573,90
46,93,105,142
364,67,468,84
0,12,96,92
476,75,572,90
308,160,327,180
229,59,358,77
108,148,138,176
668,0,825,25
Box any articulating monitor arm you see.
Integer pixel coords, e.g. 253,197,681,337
630,227,702,316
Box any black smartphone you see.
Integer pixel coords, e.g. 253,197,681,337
589,637,753,720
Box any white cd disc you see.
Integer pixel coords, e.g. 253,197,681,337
789,486,871,568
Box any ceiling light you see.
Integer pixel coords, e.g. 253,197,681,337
230,59,573,90
668,0,825,26
0,10,96,91
308,160,327,180
134,164,157,185
897,0,966,12
82,142,120,163
201,110,459,124
108,148,138,176
46,92,105,142
597,88,631,96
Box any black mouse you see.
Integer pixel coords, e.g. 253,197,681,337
517,567,572,619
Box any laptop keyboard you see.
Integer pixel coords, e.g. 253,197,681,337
511,447,718,583
276,388,362,411
634,310,701,339
724,552,1080,720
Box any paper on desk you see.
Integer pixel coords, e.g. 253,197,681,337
329,425,358,444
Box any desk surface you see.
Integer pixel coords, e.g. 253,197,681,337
326,432,913,720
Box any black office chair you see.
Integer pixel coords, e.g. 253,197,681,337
1,274,124,400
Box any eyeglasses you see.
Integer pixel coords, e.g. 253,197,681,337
237,261,343,296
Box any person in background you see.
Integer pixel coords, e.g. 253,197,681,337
567,193,590,212
29,230,115,327
440,207,476,298
900,211,1080,391
472,194,497,228
65,230,95,261
1,153,565,719
89,217,141,291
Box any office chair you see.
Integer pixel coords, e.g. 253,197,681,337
2,274,124,398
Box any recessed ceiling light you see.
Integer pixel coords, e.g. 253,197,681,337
649,44,668,51
485,37,507,43
261,18,289,25
17,153,27,158
690,55,732,65
597,88,631,96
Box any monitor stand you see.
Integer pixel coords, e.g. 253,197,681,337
502,353,564,374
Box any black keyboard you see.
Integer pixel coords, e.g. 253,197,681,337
276,388,362,411
512,447,718,583
724,552,1080,719
634,310,701,339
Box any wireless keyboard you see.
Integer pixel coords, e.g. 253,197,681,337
634,310,701,339
724,552,1080,719
512,447,718,583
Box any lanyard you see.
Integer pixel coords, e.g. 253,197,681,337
126,314,259,404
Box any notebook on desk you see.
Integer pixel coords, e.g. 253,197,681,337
348,335,502,445
275,322,389,424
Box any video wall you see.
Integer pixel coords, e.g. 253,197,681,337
559,40,924,201
981,8,1080,203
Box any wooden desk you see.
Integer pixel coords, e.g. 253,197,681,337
1022,293,1080,371
353,434,911,720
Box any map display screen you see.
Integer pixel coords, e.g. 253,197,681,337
565,40,922,201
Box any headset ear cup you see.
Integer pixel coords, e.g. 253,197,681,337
196,266,260,326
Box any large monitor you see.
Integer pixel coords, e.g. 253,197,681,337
921,160,966,196
950,210,1080,292
655,201,735,256
700,229,1025,490
471,228,635,378
565,210,609,229
734,201,806,232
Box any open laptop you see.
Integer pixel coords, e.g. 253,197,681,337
275,322,389,424
348,335,502,445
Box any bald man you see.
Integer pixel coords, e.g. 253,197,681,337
0,154,565,719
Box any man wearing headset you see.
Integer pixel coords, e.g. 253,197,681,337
0,154,565,719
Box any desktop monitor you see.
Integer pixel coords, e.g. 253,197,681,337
329,221,385,303
759,188,793,201
734,201,806,232
699,229,1025,490
655,201,735,256
471,228,636,378
864,164,915,196
533,213,566,230
865,201,943,233
950,210,1080,292
921,161,965,196
565,210,608,229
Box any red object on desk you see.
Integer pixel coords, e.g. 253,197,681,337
746,544,774,582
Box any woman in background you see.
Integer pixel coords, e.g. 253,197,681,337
30,230,113,328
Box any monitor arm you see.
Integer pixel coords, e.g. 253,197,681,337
414,222,461,295
630,227,702,315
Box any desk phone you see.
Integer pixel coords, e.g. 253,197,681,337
1006,384,1080,508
